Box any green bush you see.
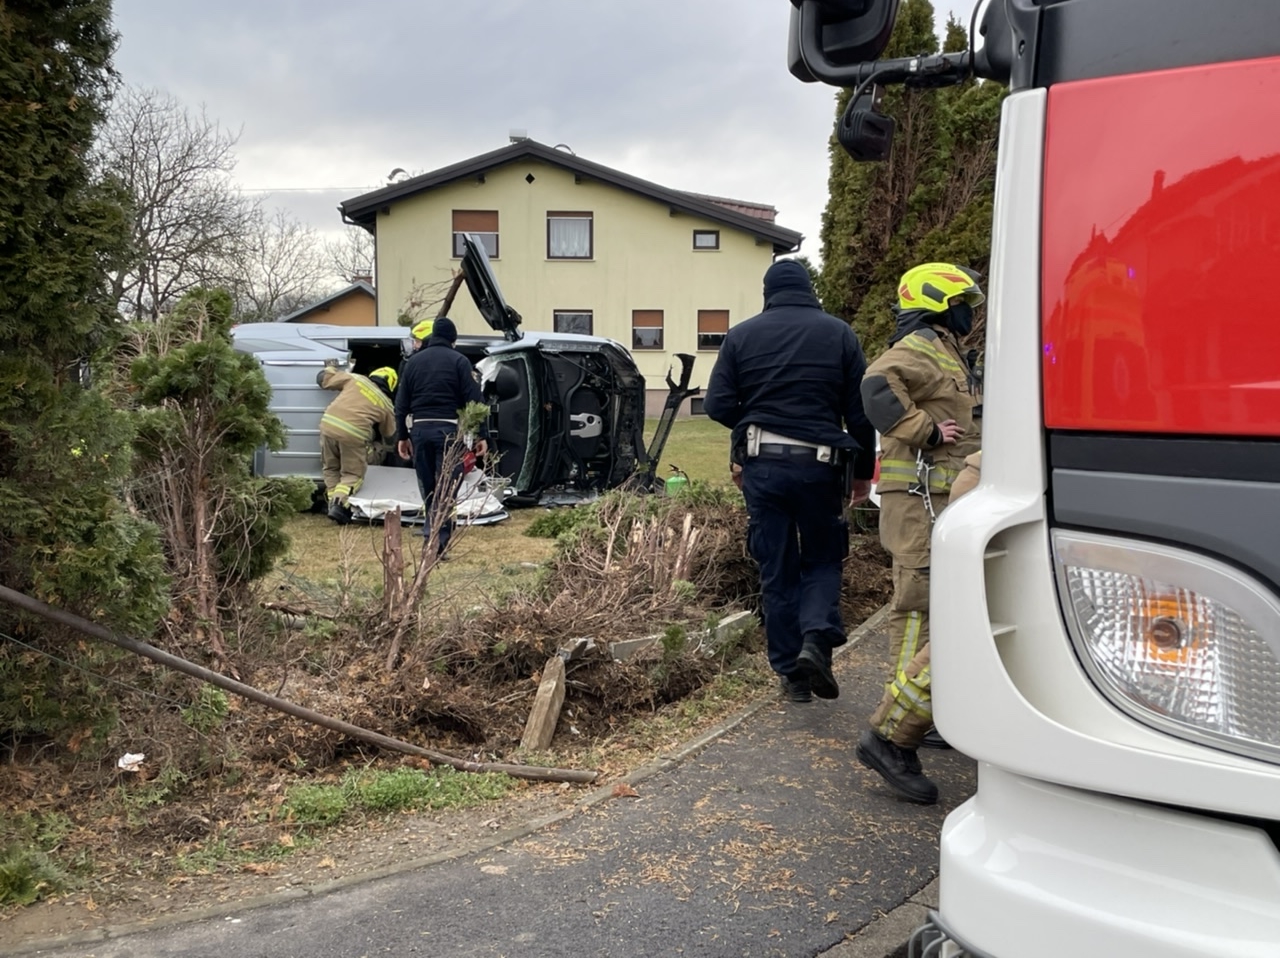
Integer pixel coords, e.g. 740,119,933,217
0,845,69,907
346,766,513,813
281,784,348,827
524,507,593,540
181,685,229,735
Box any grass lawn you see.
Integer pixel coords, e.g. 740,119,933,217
646,415,731,487
273,417,734,606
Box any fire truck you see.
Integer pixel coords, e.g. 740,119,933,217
788,1,1280,955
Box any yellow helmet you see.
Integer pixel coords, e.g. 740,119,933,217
411,318,434,341
897,263,985,314
369,366,398,393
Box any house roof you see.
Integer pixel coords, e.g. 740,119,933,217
277,280,375,323
339,140,803,254
681,192,778,222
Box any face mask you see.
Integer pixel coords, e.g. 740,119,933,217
947,301,974,337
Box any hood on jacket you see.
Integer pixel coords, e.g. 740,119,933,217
888,306,948,345
762,259,821,310
429,316,458,344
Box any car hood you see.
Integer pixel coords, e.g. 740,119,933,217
460,232,523,342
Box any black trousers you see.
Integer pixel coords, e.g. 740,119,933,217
410,421,464,554
741,453,849,677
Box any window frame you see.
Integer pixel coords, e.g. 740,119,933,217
547,211,594,260
696,309,730,351
451,210,499,260
631,309,664,351
552,309,594,336
692,229,721,251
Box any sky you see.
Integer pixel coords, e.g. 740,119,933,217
109,0,972,270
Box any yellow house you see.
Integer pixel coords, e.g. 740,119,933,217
279,280,376,326
339,139,802,415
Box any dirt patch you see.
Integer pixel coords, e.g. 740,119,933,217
1,498,892,950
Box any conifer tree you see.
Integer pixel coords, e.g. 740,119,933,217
128,288,312,661
817,1,1004,357
0,0,168,749
0,1,167,630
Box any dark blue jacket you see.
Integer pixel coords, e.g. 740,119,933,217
394,337,485,442
703,288,876,478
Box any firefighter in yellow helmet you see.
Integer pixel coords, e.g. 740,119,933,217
410,318,434,350
316,364,399,524
855,263,984,805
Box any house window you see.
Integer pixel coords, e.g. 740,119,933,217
548,211,593,259
697,309,730,351
452,210,498,258
553,310,593,335
693,230,720,250
632,309,664,350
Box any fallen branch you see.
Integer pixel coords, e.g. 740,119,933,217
0,584,597,785
261,601,337,621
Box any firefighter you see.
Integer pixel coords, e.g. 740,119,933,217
855,263,983,805
410,318,434,350
704,259,876,704
317,365,399,525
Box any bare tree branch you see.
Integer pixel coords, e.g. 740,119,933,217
97,86,256,320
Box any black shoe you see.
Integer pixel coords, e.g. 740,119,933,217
327,499,353,525
779,674,812,704
856,730,939,805
921,728,952,750
795,641,839,700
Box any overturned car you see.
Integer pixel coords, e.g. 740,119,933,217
231,234,696,512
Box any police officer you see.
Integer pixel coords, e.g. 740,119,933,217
704,259,876,703
855,262,983,805
394,317,488,558
317,365,398,524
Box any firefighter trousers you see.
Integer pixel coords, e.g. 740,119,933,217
869,489,949,748
320,431,368,504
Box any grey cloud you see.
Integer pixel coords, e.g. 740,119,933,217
111,1,976,260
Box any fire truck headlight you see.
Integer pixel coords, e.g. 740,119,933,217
1053,531,1280,764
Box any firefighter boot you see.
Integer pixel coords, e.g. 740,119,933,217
327,497,353,525
856,730,939,805
921,727,952,750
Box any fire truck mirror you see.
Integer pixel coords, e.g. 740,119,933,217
788,0,901,83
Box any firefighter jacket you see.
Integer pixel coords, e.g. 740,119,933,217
861,313,979,496
317,368,396,444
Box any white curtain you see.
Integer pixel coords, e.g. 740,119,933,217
549,217,591,258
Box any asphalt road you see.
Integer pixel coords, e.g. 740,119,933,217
28,621,975,958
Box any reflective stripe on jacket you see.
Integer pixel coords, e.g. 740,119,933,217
860,326,977,495
318,369,396,444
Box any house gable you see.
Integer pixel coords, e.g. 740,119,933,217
279,281,376,326
340,140,802,254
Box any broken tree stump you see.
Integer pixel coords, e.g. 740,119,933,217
520,655,567,751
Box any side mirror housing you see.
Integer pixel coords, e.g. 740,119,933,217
788,0,901,84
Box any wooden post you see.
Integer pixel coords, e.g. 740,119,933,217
520,655,567,752
383,506,404,618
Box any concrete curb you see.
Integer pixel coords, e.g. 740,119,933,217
819,878,939,958
7,605,893,957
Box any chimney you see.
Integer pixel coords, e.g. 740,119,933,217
352,272,373,287
509,128,529,144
